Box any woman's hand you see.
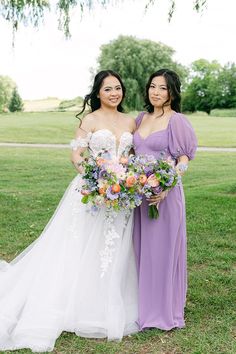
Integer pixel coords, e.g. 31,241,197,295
147,191,168,205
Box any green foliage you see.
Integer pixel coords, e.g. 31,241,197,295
217,63,236,109
8,87,24,112
0,0,49,32
182,60,236,114
0,75,16,112
0,1,207,39
97,35,187,111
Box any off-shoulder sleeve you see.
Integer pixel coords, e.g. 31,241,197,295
70,132,92,150
168,113,197,160
135,111,145,128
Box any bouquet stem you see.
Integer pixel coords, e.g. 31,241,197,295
148,204,159,219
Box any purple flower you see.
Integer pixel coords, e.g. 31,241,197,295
152,186,163,194
165,176,174,187
99,169,109,179
144,167,153,177
106,187,119,200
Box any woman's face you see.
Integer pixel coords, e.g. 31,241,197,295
98,76,123,108
148,75,170,108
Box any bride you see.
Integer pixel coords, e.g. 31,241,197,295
0,70,138,352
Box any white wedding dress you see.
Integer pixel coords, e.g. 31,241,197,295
0,129,138,353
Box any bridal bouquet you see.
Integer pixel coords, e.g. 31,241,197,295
80,151,143,213
80,152,179,218
128,154,179,219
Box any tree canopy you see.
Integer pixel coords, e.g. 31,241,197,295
182,60,236,114
8,87,24,112
0,75,16,112
97,35,187,111
0,0,207,37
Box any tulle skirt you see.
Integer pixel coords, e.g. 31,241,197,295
0,175,138,352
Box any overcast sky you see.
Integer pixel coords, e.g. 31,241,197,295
0,0,235,100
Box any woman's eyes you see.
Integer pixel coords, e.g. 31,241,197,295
150,85,167,90
104,87,121,92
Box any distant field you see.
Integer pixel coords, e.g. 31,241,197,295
187,113,236,147
0,111,236,147
210,108,236,117
23,98,62,112
0,112,78,144
23,97,82,112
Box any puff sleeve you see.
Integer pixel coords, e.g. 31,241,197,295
70,132,92,150
168,113,197,160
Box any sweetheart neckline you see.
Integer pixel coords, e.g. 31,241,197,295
91,129,133,144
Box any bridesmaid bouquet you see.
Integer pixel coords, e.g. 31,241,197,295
128,154,179,219
80,151,143,213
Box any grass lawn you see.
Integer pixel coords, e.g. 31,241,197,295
0,148,235,353
0,111,236,147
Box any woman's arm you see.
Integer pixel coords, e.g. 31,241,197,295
71,114,95,173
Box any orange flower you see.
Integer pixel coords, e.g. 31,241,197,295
120,156,129,164
96,157,106,166
139,174,147,185
99,187,106,195
126,175,136,187
111,184,121,193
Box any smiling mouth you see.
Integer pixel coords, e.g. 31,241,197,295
151,97,161,101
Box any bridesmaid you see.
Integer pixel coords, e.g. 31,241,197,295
133,68,197,331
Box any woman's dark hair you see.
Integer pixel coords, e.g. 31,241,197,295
144,68,181,115
76,70,126,119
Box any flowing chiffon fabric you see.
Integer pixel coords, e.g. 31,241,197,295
0,129,138,352
133,112,197,331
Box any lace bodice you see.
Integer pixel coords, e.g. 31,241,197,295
71,129,133,158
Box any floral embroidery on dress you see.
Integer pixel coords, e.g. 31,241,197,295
70,132,92,150
70,129,133,276
99,209,119,278
99,208,131,278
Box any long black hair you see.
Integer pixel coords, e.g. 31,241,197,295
144,68,181,114
76,70,126,119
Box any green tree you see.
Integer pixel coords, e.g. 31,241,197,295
0,1,207,38
182,59,222,114
97,35,187,111
217,63,236,109
0,75,16,112
8,87,24,112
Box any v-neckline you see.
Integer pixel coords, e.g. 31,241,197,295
136,111,176,140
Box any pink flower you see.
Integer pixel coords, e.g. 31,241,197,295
126,175,137,187
81,190,90,196
147,174,160,187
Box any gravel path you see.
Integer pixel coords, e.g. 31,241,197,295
0,142,236,152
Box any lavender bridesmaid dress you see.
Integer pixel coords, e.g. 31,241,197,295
133,111,197,331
